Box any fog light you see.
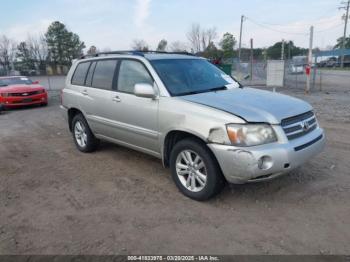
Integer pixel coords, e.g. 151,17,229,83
258,156,273,170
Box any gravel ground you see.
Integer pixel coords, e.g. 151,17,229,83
0,87,349,255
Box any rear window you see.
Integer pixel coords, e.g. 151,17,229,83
71,62,91,86
92,60,117,90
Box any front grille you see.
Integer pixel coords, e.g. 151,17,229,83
281,111,318,140
10,91,40,97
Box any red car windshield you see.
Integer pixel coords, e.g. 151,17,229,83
0,77,33,87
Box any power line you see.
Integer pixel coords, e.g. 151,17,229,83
245,15,342,35
245,17,309,36
314,23,344,33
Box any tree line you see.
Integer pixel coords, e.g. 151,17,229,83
0,21,318,76
0,21,85,76
131,23,310,62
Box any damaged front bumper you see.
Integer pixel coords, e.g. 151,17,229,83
208,127,325,184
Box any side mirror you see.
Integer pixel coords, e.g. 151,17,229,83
32,80,39,85
134,83,156,98
243,74,250,80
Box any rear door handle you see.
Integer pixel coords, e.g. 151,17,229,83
112,96,121,102
81,90,88,96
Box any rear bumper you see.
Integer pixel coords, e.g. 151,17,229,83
1,93,48,107
208,127,325,184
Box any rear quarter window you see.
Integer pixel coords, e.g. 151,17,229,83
71,62,91,86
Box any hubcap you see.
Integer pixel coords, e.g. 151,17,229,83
74,121,87,147
175,150,207,192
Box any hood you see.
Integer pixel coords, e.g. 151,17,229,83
180,87,312,124
0,84,45,93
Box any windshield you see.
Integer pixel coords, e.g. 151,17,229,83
0,77,33,87
151,59,239,96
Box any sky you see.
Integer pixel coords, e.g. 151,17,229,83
0,0,346,51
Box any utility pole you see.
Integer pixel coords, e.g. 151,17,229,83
237,15,244,80
306,26,314,94
288,41,291,60
281,39,285,87
250,38,254,82
340,0,350,68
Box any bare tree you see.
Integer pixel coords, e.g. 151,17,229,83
27,35,48,73
169,41,188,52
87,45,98,55
187,23,217,53
186,23,201,53
201,27,217,51
0,35,16,75
132,39,149,51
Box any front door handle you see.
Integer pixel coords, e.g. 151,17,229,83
112,96,121,102
81,90,88,96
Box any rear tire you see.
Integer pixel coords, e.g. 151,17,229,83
71,113,99,153
170,138,225,201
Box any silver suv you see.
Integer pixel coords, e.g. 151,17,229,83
61,51,325,200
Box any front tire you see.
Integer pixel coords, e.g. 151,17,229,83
72,114,99,153
170,138,225,201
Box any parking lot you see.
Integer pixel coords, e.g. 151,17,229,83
0,86,349,255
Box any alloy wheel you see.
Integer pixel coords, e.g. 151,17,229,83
175,150,207,192
74,120,87,148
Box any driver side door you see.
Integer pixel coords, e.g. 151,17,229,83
107,59,160,156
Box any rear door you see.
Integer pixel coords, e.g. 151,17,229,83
77,59,119,136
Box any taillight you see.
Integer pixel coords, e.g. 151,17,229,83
38,89,46,94
0,93,9,97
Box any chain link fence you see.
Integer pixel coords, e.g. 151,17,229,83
3,58,350,94
229,59,350,93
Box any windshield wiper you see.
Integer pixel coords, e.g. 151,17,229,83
206,86,227,92
177,86,227,96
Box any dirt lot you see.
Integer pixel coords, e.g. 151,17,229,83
0,87,349,255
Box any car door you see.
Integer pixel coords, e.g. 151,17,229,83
106,59,160,155
78,59,119,136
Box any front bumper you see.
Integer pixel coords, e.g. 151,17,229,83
1,93,48,107
208,127,325,184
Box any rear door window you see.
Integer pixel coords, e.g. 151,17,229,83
91,60,117,90
71,62,91,86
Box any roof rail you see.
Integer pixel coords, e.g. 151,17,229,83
140,50,196,56
80,50,196,59
80,50,144,59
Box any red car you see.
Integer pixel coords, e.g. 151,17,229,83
0,76,48,108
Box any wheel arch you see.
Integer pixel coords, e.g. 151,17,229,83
67,107,83,132
162,129,209,167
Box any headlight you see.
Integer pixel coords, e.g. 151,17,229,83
226,124,277,146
